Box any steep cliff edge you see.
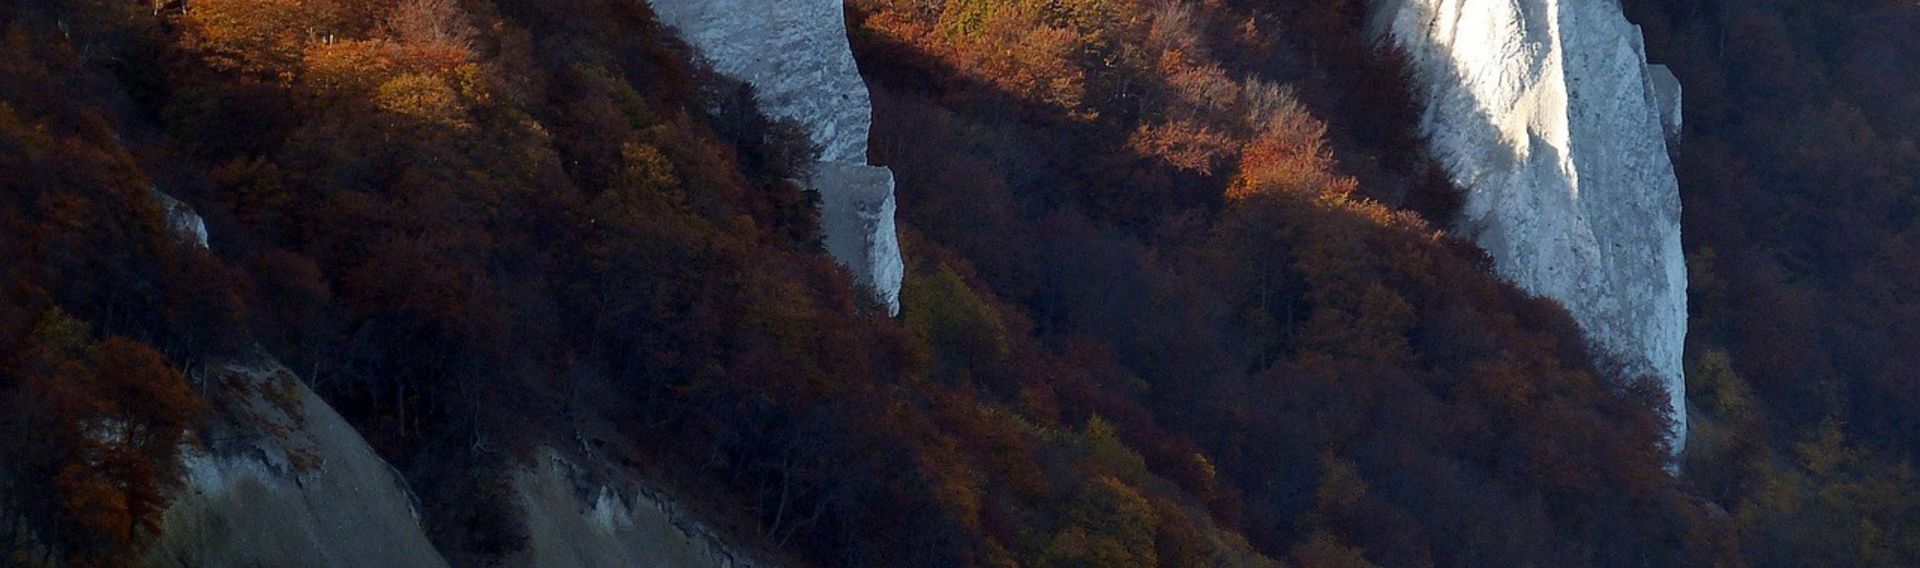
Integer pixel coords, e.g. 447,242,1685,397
145,359,449,568
648,0,904,314
1374,0,1688,448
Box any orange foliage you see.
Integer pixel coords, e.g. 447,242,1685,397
1127,120,1236,173
1228,106,1348,200
178,0,308,81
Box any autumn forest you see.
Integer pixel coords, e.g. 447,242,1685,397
1,0,1918,566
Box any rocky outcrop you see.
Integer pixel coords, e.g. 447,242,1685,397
1374,0,1689,450
149,188,208,249
510,450,765,568
146,359,449,568
648,0,904,314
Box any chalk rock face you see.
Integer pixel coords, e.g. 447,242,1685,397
1375,0,1689,449
148,359,448,567
509,450,767,568
150,188,208,249
649,0,904,313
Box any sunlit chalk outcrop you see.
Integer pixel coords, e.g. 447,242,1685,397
1374,0,1689,451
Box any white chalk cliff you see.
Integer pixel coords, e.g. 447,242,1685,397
1374,0,1689,449
649,0,904,314
150,188,208,248
148,359,450,568
510,450,766,568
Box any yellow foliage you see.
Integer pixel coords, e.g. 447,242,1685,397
375,73,468,127
937,0,1012,38
1081,415,1148,480
1189,452,1218,499
1041,476,1159,568
921,439,987,531
903,263,1012,384
619,142,681,192
303,39,401,98
1794,419,1855,478
450,63,493,106
1692,349,1755,417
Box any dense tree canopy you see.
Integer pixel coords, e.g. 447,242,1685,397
1627,0,1920,562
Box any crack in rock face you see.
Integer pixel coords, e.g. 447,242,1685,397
1374,0,1689,453
648,0,903,314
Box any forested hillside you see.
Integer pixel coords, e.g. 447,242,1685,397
848,0,1728,565
1628,0,1920,562
1,0,1915,566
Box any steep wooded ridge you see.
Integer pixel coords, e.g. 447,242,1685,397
5,0,1917,566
